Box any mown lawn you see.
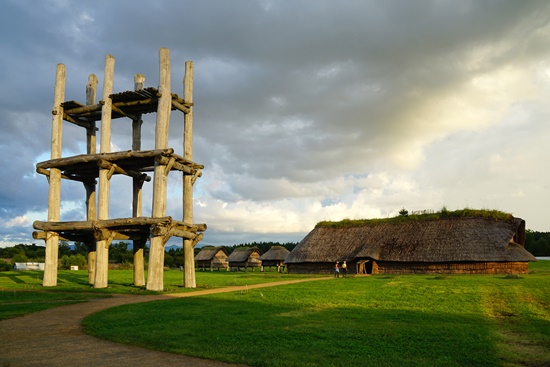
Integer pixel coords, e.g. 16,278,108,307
83,262,550,367
0,268,319,320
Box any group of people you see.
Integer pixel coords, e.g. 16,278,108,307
334,261,347,277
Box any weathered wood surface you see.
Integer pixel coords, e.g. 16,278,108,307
43,63,66,287
61,89,192,127
37,48,205,291
95,54,115,289
36,149,174,169
132,74,146,287
85,73,98,285
33,217,206,231
148,48,172,292
183,60,197,288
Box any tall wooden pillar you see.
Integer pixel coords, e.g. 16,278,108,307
43,64,66,287
85,74,98,285
94,55,115,289
132,73,146,287
183,61,196,288
147,48,171,291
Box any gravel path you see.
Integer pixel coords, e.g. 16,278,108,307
0,278,329,367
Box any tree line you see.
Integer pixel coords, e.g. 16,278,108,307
525,230,550,257
0,241,298,271
2,231,547,272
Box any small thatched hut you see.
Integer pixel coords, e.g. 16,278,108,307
195,246,229,271
285,211,536,275
259,246,290,272
227,246,263,271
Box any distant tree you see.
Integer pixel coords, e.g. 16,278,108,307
399,208,409,217
60,254,87,270
73,242,88,256
1,247,23,259
0,259,11,271
109,242,133,264
167,247,184,268
533,237,550,256
525,230,550,256
11,252,27,265
164,253,175,268
59,241,72,257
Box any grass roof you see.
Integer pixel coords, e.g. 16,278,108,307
315,208,514,229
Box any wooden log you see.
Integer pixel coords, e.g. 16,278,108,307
133,238,146,287
155,48,171,151
111,103,137,121
36,149,174,169
85,76,98,289
97,159,151,181
147,48,171,292
183,60,196,288
95,54,115,289
191,170,202,185
156,155,194,174
86,74,99,156
163,157,176,175
33,220,93,231
132,75,145,288
88,245,96,285
63,104,101,116
62,112,91,128
192,233,204,247
36,167,88,182
151,224,196,240
171,98,190,114
33,216,172,231
43,63,66,287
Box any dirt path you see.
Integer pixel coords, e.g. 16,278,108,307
0,277,330,367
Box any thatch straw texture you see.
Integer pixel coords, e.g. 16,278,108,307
195,246,228,261
227,247,262,268
286,217,535,266
195,246,229,270
259,246,290,261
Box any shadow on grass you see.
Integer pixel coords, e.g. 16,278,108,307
1,273,27,284
83,296,504,367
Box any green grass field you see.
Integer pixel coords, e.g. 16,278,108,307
1,263,549,366
0,268,318,320
82,262,549,367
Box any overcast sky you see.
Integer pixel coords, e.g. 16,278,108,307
1,0,549,248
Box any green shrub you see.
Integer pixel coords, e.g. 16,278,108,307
60,254,87,270
0,259,12,272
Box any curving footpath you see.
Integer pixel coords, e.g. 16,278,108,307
0,278,330,367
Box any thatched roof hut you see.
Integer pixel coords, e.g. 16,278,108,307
227,246,262,271
195,246,229,271
259,246,290,271
285,213,536,275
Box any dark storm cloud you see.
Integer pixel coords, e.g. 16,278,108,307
1,0,549,246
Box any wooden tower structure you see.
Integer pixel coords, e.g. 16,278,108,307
33,48,205,291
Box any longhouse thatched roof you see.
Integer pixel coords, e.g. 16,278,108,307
195,246,228,261
285,216,536,264
259,246,290,261
227,247,262,262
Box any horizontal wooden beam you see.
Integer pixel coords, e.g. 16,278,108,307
36,167,90,183
97,159,151,182
171,99,190,114
36,149,174,169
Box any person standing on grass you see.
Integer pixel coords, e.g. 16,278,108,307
334,262,340,278
342,261,347,277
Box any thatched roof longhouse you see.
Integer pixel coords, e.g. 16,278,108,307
259,246,290,262
195,246,228,261
195,246,229,270
285,213,536,275
227,246,262,271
